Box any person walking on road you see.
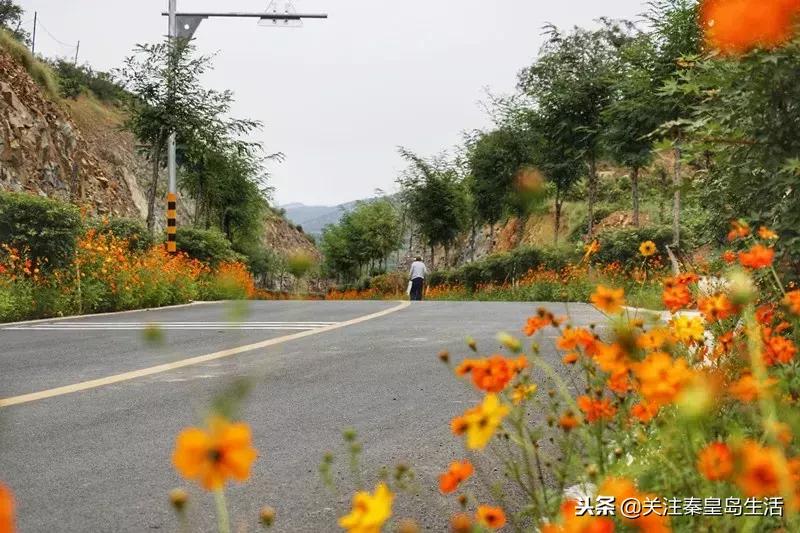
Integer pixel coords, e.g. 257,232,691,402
409,256,427,301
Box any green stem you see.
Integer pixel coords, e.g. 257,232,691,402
214,489,230,533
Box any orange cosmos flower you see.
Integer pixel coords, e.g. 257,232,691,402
541,499,615,533
631,401,660,423
476,505,506,529
593,342,628,373
590,285,625,314
557,327,597,353
697,442,734,481
172,417,258,491
736,441,784,497
634,352,695,407
558,411,580,431
739,245,775,269
662,285,693,312
763,335,797,366
698,293,737,322
722,250,737,264
450,416,468,436
730,373,778,402
713,330,736,359
607,368,632,396
577,396,617,423
702,0,800,55
458,355,526,393
759,226,779,240
0,483,14,533
756,304,776,325
562,352,579,365
439,460,474,494
636,328,671,351
726,220,751,241
524,308,566,336
784,290,800,315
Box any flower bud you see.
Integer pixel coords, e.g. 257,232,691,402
729,270,756,305
497,332,522,353
169,488,188,511
259,506,276,527
438,350,450,364
450,513,473,533
466,337,477,352
398,518,420,533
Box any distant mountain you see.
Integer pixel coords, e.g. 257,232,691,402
281,200,361,235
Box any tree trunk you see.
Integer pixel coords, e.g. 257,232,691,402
554,191,562,246
430,245,435,270
444,245,449,267
470,219,476,263
673,141,682,247
659,168,668,224
146,142,162,234
587,154,598,237
631,166,640,228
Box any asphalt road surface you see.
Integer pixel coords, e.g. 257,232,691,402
0,300,604,532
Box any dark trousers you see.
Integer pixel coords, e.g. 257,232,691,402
410,277,424,301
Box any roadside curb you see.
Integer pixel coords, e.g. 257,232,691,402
0,301,220,328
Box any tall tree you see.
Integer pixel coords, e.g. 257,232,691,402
466,127,533,241
117,39,259,232
519,21,631,237
397,149,468,268
602,33,662,227
647,0,703,246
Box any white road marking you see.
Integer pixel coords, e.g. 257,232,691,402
4,321,339,331
0,301,411,407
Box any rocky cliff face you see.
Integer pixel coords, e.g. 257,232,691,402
0,48,142,217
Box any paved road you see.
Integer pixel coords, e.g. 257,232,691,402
0,300,604,532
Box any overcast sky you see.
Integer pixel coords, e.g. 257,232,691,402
20,1,648,206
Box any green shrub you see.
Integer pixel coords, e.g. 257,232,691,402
0,192,83,269
91,217,154,252
594,226,675,267
49,59,126,102
176,227,238,265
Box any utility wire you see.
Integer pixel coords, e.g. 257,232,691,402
36,20,78,50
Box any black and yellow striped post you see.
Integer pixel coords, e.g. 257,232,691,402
166,192,177,253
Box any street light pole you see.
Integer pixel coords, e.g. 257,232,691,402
166,0,178,253
162,1,326,253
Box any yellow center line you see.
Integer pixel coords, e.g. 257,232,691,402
0,301,410,408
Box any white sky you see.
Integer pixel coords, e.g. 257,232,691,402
19,1,648,206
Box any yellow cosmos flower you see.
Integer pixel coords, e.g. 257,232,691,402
511,383,538,405
455,394,510,450
639,241,657,257
338,482,394,533
670,315,705,345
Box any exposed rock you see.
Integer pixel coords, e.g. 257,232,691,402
0,48,141,217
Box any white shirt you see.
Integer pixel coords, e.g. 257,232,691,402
409,261,427,280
